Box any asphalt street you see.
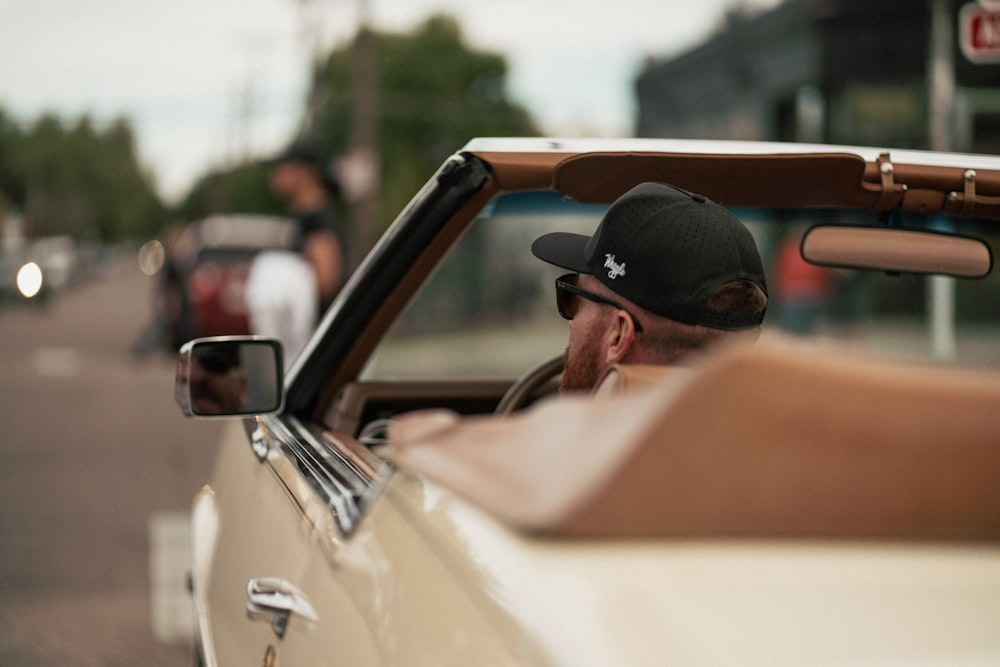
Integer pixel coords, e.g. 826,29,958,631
0,254,223,666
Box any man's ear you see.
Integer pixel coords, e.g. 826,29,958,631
604,311,637,365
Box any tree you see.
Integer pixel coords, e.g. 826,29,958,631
0,109,26,207
309,14,539,237
174,14,538,242
178,162,286,222
0,109,166,242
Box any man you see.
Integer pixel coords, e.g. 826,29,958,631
246,140,347,364
531,181,768,392
267,139,347,309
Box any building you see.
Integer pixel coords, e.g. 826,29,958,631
635,0,1000,153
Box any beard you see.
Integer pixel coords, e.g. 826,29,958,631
559,324,605,393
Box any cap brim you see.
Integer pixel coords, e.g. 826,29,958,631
531,232,592,273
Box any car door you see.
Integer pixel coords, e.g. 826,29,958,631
192,416,385,666
195,413,549,666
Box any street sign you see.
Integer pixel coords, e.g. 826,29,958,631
960,2,1000,63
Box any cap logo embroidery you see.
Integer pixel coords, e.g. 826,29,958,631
604,254,626,280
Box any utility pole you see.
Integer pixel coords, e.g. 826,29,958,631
292,0,379,267
927,0,957,359
348,0,380,265
296,0,329,137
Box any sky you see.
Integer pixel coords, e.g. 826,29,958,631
0,0,780,203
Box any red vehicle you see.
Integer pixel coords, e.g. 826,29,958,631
167,214,298,346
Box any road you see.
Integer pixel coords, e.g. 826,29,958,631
0,255,224,666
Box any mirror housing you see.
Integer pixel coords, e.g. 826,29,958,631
801,225,993,278
175,337,284,418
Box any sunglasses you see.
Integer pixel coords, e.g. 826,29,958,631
554,273,644,332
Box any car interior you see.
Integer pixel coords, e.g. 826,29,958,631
315,150,998,453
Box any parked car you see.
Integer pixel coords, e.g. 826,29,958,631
0,255,44,305
175,139,1000,666
163,214,298,348
1,235,81,307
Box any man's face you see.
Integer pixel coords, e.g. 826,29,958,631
559,274,613,392
268,160,312,199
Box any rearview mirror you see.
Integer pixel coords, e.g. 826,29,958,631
175,337,284,418
801,225,993,278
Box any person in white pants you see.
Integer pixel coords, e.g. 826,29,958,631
244,250,318,369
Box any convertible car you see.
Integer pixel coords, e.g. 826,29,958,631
175,138,1000,666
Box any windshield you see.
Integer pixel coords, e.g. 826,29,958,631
362,191,1000,380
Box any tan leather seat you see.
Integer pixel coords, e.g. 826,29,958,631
386,340,1000,540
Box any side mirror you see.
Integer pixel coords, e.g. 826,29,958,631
801,225,993,278
175,337,284,418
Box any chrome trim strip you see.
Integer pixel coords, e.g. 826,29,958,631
256,414,390,537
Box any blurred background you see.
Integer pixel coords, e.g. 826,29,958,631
1,0,999,663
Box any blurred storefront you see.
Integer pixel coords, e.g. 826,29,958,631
635,0,1000,356
635,0,1000,154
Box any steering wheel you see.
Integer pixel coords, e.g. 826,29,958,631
494,355,564,415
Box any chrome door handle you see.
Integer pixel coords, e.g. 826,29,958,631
246,577,318,639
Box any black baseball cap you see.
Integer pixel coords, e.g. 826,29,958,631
269,138,325,167
531,182,767,330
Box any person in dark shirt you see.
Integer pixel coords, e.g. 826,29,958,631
268,139,347,311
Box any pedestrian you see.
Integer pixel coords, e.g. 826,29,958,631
245,139,348,366
772,227,833,335
266,138,348,310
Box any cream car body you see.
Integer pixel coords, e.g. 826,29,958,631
179,138,1000,666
